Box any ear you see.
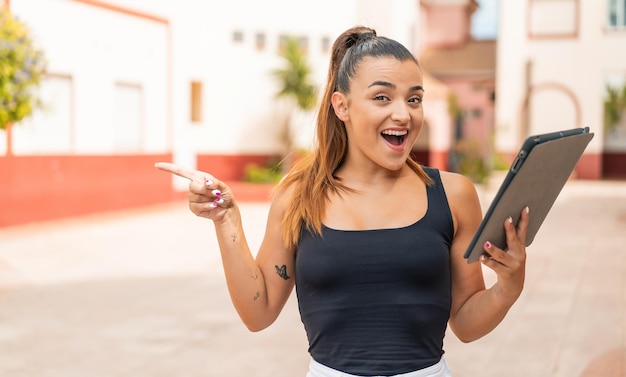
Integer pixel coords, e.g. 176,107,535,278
331,92,350,122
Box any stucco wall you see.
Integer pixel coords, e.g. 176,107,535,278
495,0,626,178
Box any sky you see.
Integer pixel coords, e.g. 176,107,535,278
472,0,499,40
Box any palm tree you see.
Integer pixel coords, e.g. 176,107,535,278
272,36,317,171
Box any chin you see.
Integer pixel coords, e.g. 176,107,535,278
382,160,407,171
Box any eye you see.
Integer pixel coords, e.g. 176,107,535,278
408,95,423,104
373,94,390,102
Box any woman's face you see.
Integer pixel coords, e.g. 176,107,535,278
332,56,424,172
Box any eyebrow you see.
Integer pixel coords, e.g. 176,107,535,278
368,81,424,92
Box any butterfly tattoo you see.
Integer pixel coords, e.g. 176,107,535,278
275,264,290,280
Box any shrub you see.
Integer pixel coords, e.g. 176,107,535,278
243,159,284,183
0,9,47,129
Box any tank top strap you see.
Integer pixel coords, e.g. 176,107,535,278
422,166,454,244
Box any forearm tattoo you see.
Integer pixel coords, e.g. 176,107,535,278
275,264,290,280
230,233,238,242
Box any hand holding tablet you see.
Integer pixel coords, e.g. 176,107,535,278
464,127,594,263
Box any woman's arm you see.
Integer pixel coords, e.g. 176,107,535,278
154,162,295,332
441,171,528,343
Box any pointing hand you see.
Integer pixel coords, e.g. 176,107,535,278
154,162,234,221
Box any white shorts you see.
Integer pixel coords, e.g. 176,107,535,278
306,356,452,377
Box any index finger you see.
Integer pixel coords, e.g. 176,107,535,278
154,162,204,183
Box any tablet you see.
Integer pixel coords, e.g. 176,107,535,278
464,127,594,263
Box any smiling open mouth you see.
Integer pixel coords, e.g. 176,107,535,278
381,129,407,146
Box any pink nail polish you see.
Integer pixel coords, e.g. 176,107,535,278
212,189,221,196
205,179,213,186
484,241,491,249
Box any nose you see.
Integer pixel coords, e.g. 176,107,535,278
390,102,410,124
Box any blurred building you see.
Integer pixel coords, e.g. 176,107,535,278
418,0,496,177
2,0,620,228
496,0,626,179
1,0,448,227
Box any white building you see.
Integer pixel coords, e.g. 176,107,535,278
495,0,626,179
4,0,392,164
2,0,439,227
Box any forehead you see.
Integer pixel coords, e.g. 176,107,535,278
352,56,423,86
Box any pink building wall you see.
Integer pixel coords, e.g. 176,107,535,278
420,3,474,50
444,79,495,152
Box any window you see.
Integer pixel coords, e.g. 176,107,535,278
190,81,203,123
232,30,244,43
278,34,289,52
608,0,626,28
255,32,266,51
299,36,309,54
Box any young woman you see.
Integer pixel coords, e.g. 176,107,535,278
155,26,528,377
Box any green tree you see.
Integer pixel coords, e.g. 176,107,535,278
604,83,626,132
0,8,47,130
272,36,317,170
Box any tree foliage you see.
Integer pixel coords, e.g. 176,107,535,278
0,9,46,129
604,83,626,132
268,35,318,174
272,36,317,111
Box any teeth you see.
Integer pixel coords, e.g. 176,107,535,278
381,130,408,136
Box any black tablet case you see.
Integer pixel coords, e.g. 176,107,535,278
464,127,594,263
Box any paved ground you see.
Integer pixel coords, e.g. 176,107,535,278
0,178,625,377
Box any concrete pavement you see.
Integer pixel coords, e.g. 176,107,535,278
0,178,625,376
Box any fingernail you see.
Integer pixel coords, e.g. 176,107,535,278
209,202,217,208
215,198,224,205
507,216,513,224
484,241,491,249
480,254,487,262
205,179,213,186
525,206,530,214
212,189,221,196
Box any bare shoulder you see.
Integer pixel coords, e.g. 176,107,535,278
269,179,296,213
